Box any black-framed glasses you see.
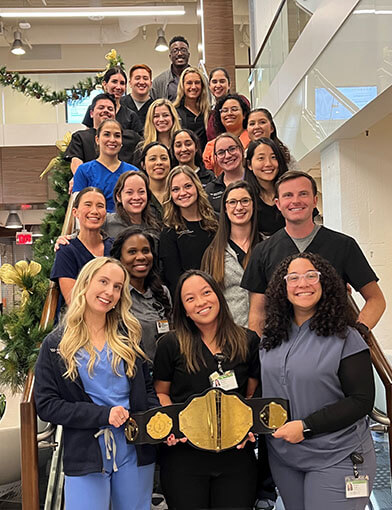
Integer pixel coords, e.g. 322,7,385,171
170,47,189,55
284,270,321,286
215,145,240,159
225,197,252,208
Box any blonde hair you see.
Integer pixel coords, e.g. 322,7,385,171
143,99,182,149
59,257,146,381
173,67,210,129
163,165,218,233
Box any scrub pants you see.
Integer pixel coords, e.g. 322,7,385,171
268,433,376,510
159,442,258,510
65,426,154,510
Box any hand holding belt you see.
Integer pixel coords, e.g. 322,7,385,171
125,387,289,452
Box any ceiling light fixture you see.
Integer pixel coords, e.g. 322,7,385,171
5,211,23,229
0,6,185,19
155,28,169,52
11,31,25,55
31,225,43,237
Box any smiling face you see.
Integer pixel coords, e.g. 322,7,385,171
173,131,197,165
225,188,253,227
117,174,147,219
153,105,173,133
170,173,198,210
96,121,122,157
181,275,220,330
90,99,115,128
183,72,202,100
129,68,152,100
286,258,322,320
248,143,279,184
73,191,106,230
209,70,230,100
120,234,153,284
247,111,274,141
214,137,243,174
275,176,317,226
144,145,171,183
103,72,126,100
85,263,124,316
169,40,190,67
220,99,244,133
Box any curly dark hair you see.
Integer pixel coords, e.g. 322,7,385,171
213,93,250,135
262,253,357,351
110,226,172,324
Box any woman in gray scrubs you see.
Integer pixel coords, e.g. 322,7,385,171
261,252,376,510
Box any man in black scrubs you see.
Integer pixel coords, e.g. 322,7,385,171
121,64,154,127
64,93,141,191
151,36,190,101
241,170,386,336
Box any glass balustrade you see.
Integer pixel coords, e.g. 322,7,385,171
267,0,392,160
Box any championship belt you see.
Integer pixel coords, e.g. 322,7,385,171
125,387,289,452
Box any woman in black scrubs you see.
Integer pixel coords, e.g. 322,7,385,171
154,269,260,510
159,166,218,296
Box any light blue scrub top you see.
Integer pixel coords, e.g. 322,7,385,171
261,321,371,470
77,345,130,410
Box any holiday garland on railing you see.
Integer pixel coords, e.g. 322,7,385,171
0,47,127,390
0,48,124,105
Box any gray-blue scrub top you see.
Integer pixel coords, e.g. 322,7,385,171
260,321,372,470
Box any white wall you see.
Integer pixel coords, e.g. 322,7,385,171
321,114,392,352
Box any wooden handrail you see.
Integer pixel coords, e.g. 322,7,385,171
20,194,75,510
348,295,392,473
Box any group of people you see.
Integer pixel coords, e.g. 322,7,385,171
34,34,386,510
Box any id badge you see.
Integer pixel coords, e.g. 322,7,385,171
345,476,369,498
156,319,170,334
209,370,238,391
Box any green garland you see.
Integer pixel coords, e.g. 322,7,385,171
0,48,124,105
0,149,72,392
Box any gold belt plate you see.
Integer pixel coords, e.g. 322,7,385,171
178,389,253,451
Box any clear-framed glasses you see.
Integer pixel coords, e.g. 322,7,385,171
284,270,321,286
220,106,241,114
225,197,252,208
215,145,240,159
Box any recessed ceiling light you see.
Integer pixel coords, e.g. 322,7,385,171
0,6,185,18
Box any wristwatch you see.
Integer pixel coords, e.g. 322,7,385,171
301,420,313,439
355,322,370,340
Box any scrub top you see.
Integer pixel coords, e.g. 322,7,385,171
260,320,371,470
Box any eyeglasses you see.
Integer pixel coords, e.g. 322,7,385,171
220,106,241,114
284,270,321,286
225,197,252,208
170,47,189,55
215,145,240,159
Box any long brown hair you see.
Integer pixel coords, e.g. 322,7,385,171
201,181,259,287
173,67,210,128
163,165,218,233
173,270,248,373
113,171,161,230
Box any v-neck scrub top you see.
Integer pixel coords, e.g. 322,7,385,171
73,160,138,213
260,320,372,471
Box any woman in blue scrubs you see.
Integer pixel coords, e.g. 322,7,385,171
35,257,158,510
261,252,376,510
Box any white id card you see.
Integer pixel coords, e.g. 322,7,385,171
156,320,170,334
209,370,238,391
345,476,369,498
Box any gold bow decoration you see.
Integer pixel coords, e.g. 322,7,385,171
40,131,72,179
0,260,42,308
97,48,124,78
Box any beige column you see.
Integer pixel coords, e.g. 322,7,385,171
200,0,236,89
